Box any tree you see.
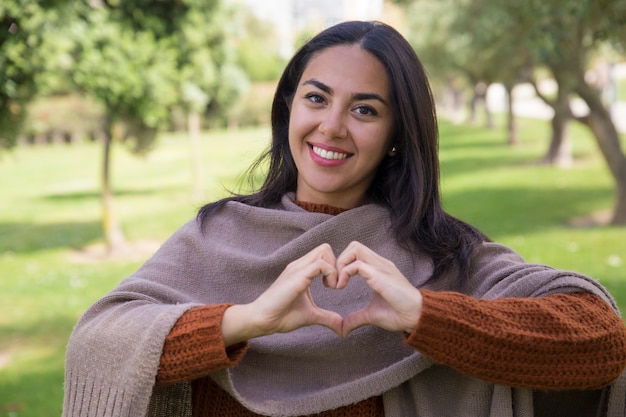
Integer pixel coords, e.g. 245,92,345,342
172,2,248,200
234,9,285,83
496,0,626,224
0,0,73,150
398,0,529,144
64,0,247,252
70,5,179,252
396,0,626,224
2,0,247,252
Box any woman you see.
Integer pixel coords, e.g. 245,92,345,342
63,21,626,417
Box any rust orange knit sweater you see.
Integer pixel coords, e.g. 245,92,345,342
155,203,626,416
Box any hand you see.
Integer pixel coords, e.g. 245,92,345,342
222,244,343,346
334,241,423,336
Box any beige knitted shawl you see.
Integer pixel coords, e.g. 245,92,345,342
63,194,626,417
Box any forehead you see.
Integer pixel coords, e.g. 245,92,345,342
299,45,389,96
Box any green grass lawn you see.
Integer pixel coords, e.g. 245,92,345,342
1,119,625,416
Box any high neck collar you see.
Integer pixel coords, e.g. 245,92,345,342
294,200,349,216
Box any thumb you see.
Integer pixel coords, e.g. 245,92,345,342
341,309,370,337
313,309,344,337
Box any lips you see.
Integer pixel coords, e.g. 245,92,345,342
306,142,354,168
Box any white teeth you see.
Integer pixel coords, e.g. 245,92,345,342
312,146,348,160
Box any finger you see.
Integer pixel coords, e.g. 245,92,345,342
290,243,334,267
336,258,379,289
335,243,359,289
294,288,343,335
336,241,381,288
342,308,370,337
307,243,338,287
280,245,337,287
313,309,344,336
335,241,363,270
298,243,338,288
322,271,338,288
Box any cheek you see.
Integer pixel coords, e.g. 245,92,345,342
287,113,307,159
287,107,304,138
287,112,299,146
289,108,318,143
361,126,394,157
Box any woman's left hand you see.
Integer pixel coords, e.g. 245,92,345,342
332,241,423,337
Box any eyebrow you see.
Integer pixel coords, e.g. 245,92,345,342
302,79,388,105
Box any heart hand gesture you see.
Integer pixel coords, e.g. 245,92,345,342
221,242,423,346
335,241,423,336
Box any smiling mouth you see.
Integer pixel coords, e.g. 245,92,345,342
311,145,351,161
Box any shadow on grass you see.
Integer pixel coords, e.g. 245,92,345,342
440,129,512,149
0,221,101,254
440,153,541,179
439,138,551,180
42,186,172,201
437,119,571,179
444,185,613,238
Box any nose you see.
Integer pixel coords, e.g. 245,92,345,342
318,109,348,139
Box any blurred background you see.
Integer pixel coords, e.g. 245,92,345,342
1,0,625,415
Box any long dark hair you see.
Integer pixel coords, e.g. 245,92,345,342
198,21,486,280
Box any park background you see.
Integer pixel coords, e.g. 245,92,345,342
1,0,626,415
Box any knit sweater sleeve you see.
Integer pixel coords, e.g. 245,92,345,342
155,304,248,386
406,291,626,390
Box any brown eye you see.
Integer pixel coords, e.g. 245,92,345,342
305,93,326,105
354,105,378,116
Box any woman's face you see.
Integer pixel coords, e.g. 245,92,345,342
288,44,395,209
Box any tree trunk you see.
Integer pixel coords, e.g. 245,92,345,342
188,111,204,202
469,90,478,124
101,115,126,253
469,81,491,128
576,82,626,225
505,83,519,146
485,104,494,130
543,86,573,167
444,77,464,124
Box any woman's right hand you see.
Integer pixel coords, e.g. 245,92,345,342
221,243,344,346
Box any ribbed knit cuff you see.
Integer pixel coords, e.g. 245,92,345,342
156,304,248,385
405,290,626,390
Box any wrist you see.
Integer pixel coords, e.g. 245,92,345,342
404,289,423,334
221,304,259,347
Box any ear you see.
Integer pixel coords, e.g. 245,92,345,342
388,145,398,157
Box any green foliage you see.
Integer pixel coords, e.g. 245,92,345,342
488,0,626,70
173,3,249,116
226,81,276,127
0,0,74,149
211,63,250,121
399,0,626,88
237,37,285,82
1,0,249,150
101,0,191,34
234,10,285,82
403,0,529,86
0,100,26,149
72,9,178,131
